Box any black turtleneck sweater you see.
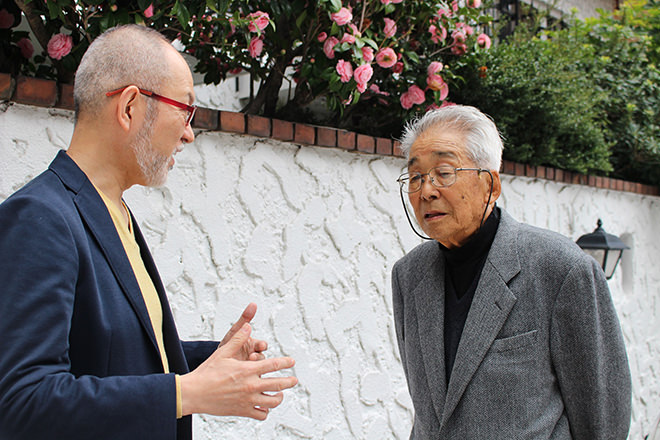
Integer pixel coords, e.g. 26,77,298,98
441,206,500,384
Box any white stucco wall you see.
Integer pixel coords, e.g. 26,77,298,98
1,102,659,439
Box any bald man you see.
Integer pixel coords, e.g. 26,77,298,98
0,25,297,440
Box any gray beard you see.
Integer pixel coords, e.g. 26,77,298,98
131,111,170,187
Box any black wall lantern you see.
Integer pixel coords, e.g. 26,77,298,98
576,219,630,280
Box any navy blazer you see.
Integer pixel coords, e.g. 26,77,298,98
0,151,217,439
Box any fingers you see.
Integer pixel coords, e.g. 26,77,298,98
216,323,252,358
256,356,296,376
220,303,258,346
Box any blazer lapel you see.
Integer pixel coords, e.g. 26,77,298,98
49,151,160,356
131,215,189,374
440,210,522,428
413,244,448,423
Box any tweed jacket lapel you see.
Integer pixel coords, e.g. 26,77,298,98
49,151,161,357
440,210,522,429
412,243,448,423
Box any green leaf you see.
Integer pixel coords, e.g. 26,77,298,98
362,38,378,50
406,51,420,64
295,10,308,30
329,0,342,13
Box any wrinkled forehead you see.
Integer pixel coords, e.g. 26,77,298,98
407,148,460,168
407,126,468,168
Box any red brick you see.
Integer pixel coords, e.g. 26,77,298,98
294,123,315,145
192,107,219,130
616,179,624,191
14,76,57,107
220,111,245,133
535,166,546,179
525,164,536,178
376,137,393,156
357,134,375,154
58,83,74,110
337,130,356,150
545,167,555,181
272,119,293,141
317,126,337,147
555,169,564,182
501,160,515,175
247,114,271,137
393,140,405,157
0,73,15,100
514,162,525,176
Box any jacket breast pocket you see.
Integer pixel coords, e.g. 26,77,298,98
491,329,538,353
486,330,539,367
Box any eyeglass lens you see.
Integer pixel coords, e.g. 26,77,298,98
399,166,457,193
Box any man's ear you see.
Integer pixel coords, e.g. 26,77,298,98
113,86,141,132
487,170,502,205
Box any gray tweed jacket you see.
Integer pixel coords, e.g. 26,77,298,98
392,209,631,439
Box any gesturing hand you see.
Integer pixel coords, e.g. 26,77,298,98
180,322,298,420
219,303,268,361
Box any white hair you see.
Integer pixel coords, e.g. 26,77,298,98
399,105,504,171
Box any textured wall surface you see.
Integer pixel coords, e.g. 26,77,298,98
1,102,659,439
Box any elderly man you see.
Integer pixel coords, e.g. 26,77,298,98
0,25,297,439
391,105,631,439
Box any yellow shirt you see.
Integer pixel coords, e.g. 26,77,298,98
96,187,182,418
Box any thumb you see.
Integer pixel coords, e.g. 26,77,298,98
217,323,251,358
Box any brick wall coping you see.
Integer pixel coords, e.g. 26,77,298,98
2,73,657,196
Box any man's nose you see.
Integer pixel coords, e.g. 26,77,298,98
419,176,439,200
182,122,195,144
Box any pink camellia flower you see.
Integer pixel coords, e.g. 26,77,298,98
247,11,270,33
248,36,264,58
456,22,474,36
331,7,352,26
392,61,404,74
340,32,355,44
348,23,361,37
468,0,482,7
437,8,451,19
477,33,492,49
428,61,443,75
441,100,456,108
336,59,354,83
362,47,374,63
369,84,390,96
318,32,328,43
400,85,426,110
391,0,403,3
451,43,468,55
376,47,397,68
143,4,154,18
323,36,339,59
429,24,447,44
17,38,34,59
47,33,73,60
383,18,397,38
452,0,459,12
427,74,449,100
452,29,466,43
0,8,14,28
354,64,373,89
381,0,391,4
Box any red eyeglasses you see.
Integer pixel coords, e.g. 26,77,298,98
106,86,197,126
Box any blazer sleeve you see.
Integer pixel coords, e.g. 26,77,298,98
391,261,409,380
550,255,632,439
0,194,178,440
182,341,218,371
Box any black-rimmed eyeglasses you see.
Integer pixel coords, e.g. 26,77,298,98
397,165,487,193
106,86,197,126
